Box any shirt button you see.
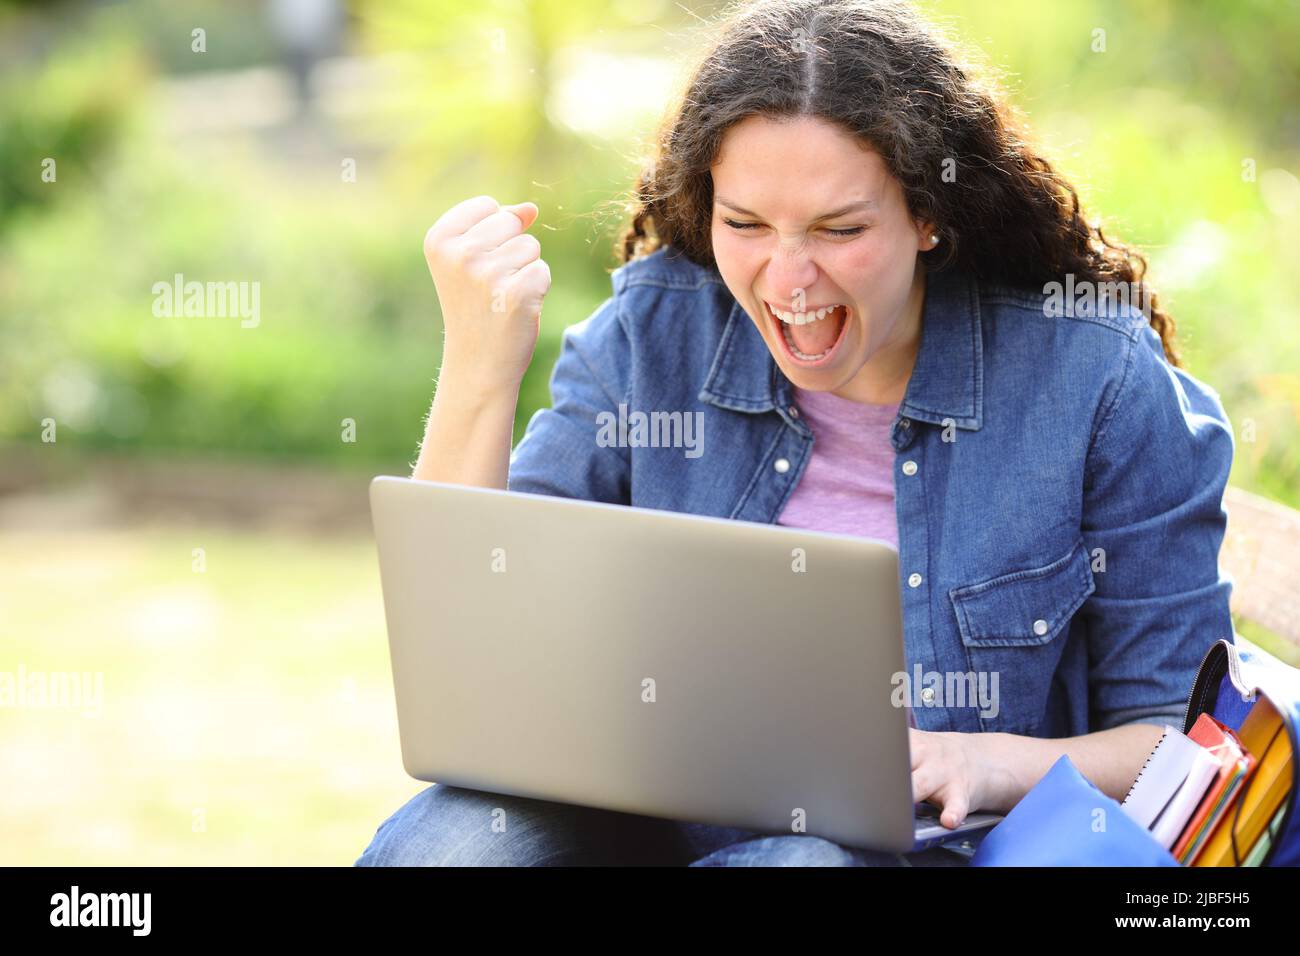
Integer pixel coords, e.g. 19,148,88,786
921,687,935,704
1033,618,1048,636
774,458,790,474
902,460,918,476
907,572,922,588
788,405,799,419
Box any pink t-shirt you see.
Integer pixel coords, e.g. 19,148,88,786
775,385,900,549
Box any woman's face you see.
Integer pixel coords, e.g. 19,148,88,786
710,114,935,401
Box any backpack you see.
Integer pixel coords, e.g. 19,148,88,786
970,633,1298,866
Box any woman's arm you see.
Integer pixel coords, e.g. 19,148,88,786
1075,320,1235,732
411,195,551,490
915,317,1236,829
411,369,520,489
911,723,1166,829
974,724,1166,812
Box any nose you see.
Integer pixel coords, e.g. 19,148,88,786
766,243,820,306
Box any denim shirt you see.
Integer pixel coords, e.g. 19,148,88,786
507,246,1237,739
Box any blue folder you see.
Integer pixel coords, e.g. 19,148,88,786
970,754,1179,867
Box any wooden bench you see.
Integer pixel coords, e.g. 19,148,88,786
1221,486,1300,662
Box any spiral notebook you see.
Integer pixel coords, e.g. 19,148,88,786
1120,725,1207,831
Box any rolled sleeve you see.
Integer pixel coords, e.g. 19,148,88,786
507,294,632,504
1079,321,1235,733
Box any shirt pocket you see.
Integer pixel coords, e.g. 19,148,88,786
947,538,1096,736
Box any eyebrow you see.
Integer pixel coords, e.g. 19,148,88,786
714,196,878,221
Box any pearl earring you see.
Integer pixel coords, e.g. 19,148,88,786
930,234,940,245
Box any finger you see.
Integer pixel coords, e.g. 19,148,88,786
911,767,934,806
501,201,539,231
508,257,551,304
501,257,548,310
913,768,957,824
489,231,543,274
940,794,969,830
430,195,501,243
462,206,533,253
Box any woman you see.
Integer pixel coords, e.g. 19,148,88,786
355,0,1234,866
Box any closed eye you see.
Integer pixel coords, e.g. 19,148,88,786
721,218,865,238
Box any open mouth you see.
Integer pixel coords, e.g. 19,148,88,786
764,300,851,367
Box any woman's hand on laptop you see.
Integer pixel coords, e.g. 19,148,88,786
423,195,552,395
909,728,1018,829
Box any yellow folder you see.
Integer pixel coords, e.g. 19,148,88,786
1192,695,1293,866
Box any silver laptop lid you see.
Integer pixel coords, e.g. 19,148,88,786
370,475,924,852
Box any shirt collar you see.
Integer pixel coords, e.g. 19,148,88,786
698,264,984,432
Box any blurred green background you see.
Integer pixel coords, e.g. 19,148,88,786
1,0,1297,864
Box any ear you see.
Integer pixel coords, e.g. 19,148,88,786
914,217,940,251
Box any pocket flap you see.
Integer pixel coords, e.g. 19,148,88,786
950,540,1095,647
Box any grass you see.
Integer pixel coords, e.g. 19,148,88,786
0,523,423,865
1232,616,1300,669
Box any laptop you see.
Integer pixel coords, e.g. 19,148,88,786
369,476,1003,854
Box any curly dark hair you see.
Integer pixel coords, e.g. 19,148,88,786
616,0,1181,366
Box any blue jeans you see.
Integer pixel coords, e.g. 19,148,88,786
353,784,982,866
